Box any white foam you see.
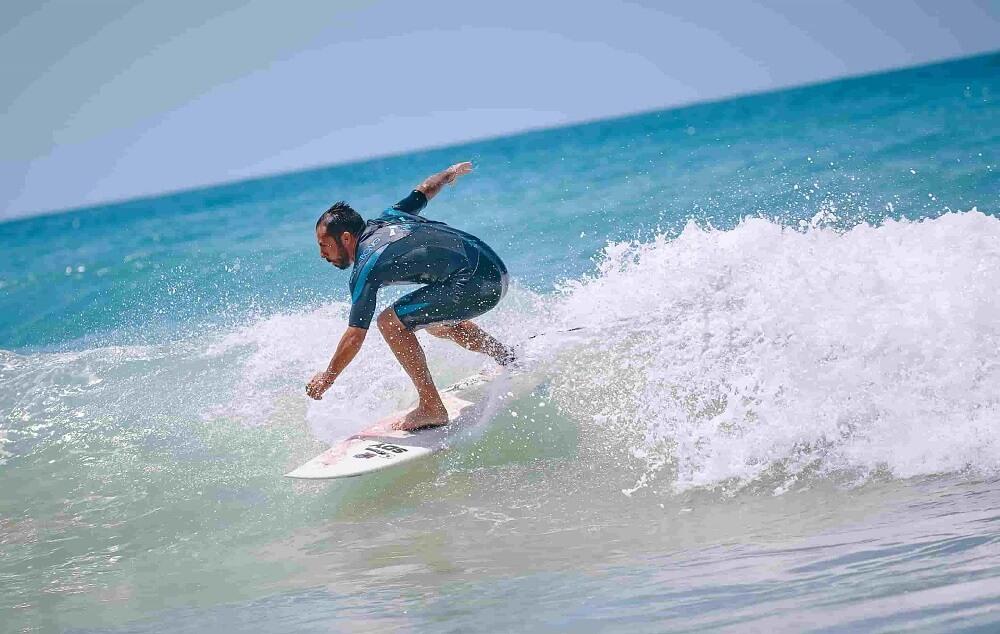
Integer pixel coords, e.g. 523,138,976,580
551,209,1000,492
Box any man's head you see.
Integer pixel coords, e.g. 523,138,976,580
316,201,364,269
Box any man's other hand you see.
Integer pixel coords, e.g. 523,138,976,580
306,371,335,400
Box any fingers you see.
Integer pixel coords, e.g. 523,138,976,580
450,161,473,175
305,380,326,400
306,370,335,400
446,163,472,185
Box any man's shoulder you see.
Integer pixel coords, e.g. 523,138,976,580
358,218,390,241
355,219,415,265
373,207,426,225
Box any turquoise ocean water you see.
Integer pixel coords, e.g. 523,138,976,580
1,53,998,632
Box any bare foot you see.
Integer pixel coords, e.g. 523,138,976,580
392,403,449,431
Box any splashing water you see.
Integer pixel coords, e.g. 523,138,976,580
550,209,1000,493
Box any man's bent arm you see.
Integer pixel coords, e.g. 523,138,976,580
324,326,368,380
416,161,473,202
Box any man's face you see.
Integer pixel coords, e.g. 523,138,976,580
317,227,353,270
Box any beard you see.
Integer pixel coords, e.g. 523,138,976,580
332,235,351,269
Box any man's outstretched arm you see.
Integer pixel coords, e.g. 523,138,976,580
306,326,368,400
416,161,473,202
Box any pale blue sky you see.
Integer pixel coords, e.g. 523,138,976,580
1,0,997,220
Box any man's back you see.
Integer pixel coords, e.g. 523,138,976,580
347,191,506,330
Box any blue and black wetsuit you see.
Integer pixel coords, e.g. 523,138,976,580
348,190,509,331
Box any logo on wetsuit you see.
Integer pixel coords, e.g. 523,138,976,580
357,223,415,268
356,237,382,266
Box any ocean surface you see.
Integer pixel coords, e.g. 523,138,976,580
2,53,999,633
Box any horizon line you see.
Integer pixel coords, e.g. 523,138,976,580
4,49,996,225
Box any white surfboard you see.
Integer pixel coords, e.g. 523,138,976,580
285,371,497,480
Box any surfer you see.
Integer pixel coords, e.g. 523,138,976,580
305,161,515,430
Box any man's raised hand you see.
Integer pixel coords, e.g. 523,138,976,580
445,161,473,184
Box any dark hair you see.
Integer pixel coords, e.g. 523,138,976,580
316,201,364,238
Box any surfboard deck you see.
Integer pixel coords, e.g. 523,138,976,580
285,371,497,480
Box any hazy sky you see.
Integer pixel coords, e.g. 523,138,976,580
1,0,997,220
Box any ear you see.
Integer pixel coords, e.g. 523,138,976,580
341,231,353,244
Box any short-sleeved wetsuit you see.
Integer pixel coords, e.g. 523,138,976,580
348,190,508,331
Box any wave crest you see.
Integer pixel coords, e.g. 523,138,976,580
551,210,1000,492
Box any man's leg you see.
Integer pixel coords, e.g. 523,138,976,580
426,321,515,365
376,307,449,430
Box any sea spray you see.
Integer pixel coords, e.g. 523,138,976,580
552,210,1000,492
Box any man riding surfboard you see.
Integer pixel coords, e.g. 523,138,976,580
305,161,515,431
